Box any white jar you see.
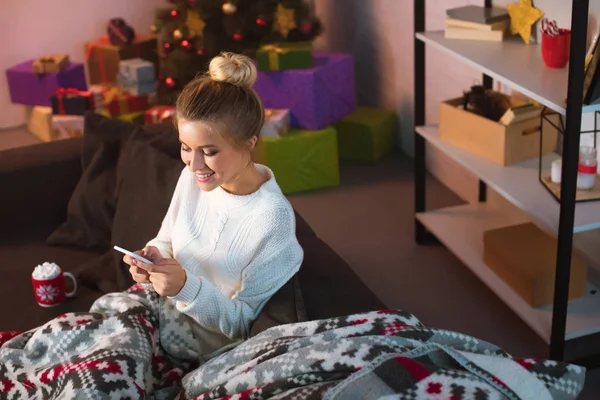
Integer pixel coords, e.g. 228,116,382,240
577,146,597,190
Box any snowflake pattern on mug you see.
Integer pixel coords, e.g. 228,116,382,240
36,285,59,302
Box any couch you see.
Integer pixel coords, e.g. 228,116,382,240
0,112,385,334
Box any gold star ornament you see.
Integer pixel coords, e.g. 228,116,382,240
186,9,206,38
506,0,544,44
273,3,297,38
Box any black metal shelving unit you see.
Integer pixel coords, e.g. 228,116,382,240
414,0,600,364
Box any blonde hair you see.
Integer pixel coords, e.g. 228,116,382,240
175,52,264,148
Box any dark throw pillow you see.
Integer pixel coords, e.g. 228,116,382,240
46,112,136,249
76,123,183,292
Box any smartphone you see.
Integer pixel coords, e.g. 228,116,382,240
113,245,154,264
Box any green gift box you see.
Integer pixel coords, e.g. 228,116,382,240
333,107,397,162
254,126,339,194
256,42,313,72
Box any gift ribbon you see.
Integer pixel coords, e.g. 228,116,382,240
260,43,312,71
107,22,129,44
54,88,92,115
86,37,110,84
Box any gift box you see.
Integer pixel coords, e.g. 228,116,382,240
89,85,108,112
27,106,53,142
85,35,158,85
6,61,87,107
32,54,70,74
118,79,157,96
27,106,83,142
52,115,85,140
117,58,157,96
50,88,94,115
101,86,153,117
253,126,339,194
119,58,155,82
260,109,290,138
254,52,356,130
332,107,397,162
256,42,313,72
145,105,176,125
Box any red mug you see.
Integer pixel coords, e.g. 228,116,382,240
31,266,77,307
542,29,571,68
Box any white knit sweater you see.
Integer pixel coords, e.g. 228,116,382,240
146,164,303,352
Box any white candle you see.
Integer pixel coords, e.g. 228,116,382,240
551,159,562,184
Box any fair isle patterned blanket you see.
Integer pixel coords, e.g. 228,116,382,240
0,284,585,399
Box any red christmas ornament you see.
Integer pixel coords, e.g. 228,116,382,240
256,18,266,26
165,77,176,89
170,9,178,18
196,48,205,56
164,42,173,51
181,39,192,50
233,32,243,41
301,22,312,33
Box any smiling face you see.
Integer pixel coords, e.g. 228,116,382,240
178,118,257,193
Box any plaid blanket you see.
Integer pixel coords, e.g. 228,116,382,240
0,285,586,399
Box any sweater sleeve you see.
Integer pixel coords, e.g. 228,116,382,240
146,167,188,258
171,205,304,340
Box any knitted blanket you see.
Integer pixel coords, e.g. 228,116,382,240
0,284,586,399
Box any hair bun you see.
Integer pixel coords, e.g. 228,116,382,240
208,52,257,88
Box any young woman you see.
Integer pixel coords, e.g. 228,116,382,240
122,52,304,346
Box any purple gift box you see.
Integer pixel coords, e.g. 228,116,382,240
253,52,356,130
6,60,87,107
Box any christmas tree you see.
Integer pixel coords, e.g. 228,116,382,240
152,0,322,104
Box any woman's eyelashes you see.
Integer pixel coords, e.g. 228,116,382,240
181,145,217,157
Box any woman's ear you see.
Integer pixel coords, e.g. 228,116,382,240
248,135,258,150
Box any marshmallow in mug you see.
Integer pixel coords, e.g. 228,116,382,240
32,262,61,280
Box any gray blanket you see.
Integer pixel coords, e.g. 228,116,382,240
0,284,585,399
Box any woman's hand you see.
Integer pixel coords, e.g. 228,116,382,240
123,246,163,284
133,258,187,297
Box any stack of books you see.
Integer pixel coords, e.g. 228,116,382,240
444,5,510,42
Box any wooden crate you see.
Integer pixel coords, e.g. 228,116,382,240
439,98,558,166
483,222,587,308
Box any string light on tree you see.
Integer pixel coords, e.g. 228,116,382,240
150,24,159,33
233,32,243,41
188,0,198,5
165,77,176,89
222,2,237,15
196,48,204,56
164,42,173,52
256,17,266,26
181,39,193,50
173,29,183,40
170,9,179,18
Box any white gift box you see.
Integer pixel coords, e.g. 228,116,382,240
260,109,290,138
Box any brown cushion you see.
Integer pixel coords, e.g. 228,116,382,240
297,235,386,320
74,122,182,292
46,112,136,249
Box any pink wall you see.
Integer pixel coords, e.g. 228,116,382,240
0,0,166,129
